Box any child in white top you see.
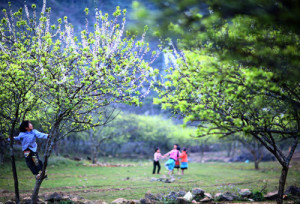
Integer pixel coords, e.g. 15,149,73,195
153,147,163,174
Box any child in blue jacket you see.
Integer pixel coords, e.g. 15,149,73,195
12,121,48,179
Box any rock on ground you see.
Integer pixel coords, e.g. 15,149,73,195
204,193,213,199
175,197,189,204
264,191,278,200
239,189,252,197
192,188,205,201
164,178,176,183
177,191,186,197
200,197,212,202
20,197,45,204
144,193,158,201
150,178,159,182
111,198,128,204
165,191,178,201
183,192,193,201
200,193,213,203
214,192,236,201
126,200,140,204
285,185,300,196
44,192,63,202
5,201,15,204
139,198,151,204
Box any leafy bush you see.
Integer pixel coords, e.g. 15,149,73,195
251,190,265,201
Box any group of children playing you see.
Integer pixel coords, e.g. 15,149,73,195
153,144,188,176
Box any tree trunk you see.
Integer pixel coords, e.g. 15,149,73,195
277,166,288,204
231,141,237,158
9,121,20,204
253,149,263,170
92,150,97,164
227,143,232,157
89,130,97,164
9,145,20,204
250,133,298,204
31,151,50,204
254,160,259,170
0,152,4,164
255,147,264,170
31,131,56,204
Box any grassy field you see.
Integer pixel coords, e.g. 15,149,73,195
0,157,299,203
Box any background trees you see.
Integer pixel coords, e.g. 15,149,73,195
152,1,299,202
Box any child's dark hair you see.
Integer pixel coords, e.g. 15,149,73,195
155,147,159,152
20,120,31,132
183,147,187,154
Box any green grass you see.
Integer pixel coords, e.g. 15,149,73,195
0,157,299,203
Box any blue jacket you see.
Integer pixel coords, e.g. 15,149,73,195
13,129,48,152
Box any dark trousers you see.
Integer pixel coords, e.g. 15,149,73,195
24,150,43,175
153,161,161,174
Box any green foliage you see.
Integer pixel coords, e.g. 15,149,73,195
251,190,265,201
0,2,158,139
128,1,160,36
98,112,197,149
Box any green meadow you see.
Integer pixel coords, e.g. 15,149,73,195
0,157,299,203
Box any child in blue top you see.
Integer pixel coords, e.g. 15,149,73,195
12,121,48,179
